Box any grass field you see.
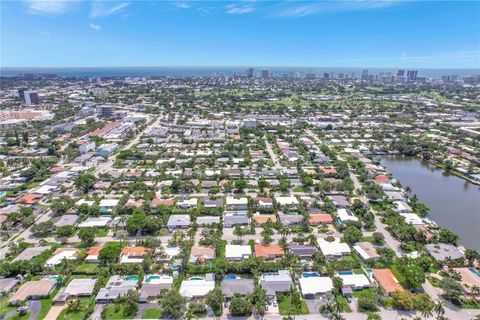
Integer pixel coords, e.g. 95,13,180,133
278,296,309,315
141,308,163,319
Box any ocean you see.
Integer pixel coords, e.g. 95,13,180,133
1,66,479,79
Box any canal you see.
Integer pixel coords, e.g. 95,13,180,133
380,156,480,251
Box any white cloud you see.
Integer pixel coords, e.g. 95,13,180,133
90,1,129,18
89,23,101,31
175,2,190,9
24,0,74,15
270,0,398,18
226,4,254,15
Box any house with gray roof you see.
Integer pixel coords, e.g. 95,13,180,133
96,276,138,302
278,212,304,226
260,270,292,298
54,214,79,228
224,214,249,228
221,278,255,299
13,246,50,262
425,243,465,261
288,243,316,257
167,214,191,232
196,216,221,226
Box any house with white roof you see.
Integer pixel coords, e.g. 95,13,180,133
275,196,299,207
336,208,359,223
298,276,333,299
225,245,252,261
337,273,371,290
46,248,78,267
225,197,248,210
99,199,119,213
78,216,112,228
400,213,425,226
177,198,198,209
179,273,215,299
318,238,351,259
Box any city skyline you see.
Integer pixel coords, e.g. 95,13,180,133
1,0,479,68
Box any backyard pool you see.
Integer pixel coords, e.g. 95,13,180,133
145,275,160,283
469,267,480,279
336,271,354,276
224,274,239,281
189,276,205,281
124,275,139,281
302,272,319,278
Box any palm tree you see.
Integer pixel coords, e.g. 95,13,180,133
184,308,198,320
418,299,434,320
433,299,445,320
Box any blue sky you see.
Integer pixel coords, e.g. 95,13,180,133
1,0,479,68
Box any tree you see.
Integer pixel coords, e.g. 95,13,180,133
398,262,425,290
56,225,75,237
465,249,479,267
99,243,122,265
124,290,140,316
206,287,225,316
249,286,268,316
74,173,97,194
162,290,186,318
417,297,434,319
78,227,96,245
342,225,363,245
372,232,385,244
234,179,247,192
433,299,445,320
229,293,252,317
439,277,464,305
357,297,378,312
437,228,459,245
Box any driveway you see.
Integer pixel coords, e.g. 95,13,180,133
26,300,40,320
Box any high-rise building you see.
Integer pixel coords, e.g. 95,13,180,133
361,69,369,81
262,69,272,79
397,69,405,77
98,105,115,118
407,70,418,81
17,88,26,102
24,90,39,105
323,73,330,79
247,68,255,78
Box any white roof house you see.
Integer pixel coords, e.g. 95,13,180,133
336,209,359,222
78,216,112,228
225,245,252,261
400,213,425,226
177,198,198,208
298,276,333,298
337,273,371,290
275,196,299,206
318,238,351,258
179,274,215,299
225,197,248,206
99,199,119,212
46,249,78,267
394,201,413,213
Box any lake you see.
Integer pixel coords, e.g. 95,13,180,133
380,156,480,251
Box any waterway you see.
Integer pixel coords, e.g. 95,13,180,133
380,156,480,251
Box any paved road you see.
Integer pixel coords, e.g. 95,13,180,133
27,300,40,320
264,137,282,170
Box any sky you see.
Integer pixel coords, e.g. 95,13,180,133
1,0,479,68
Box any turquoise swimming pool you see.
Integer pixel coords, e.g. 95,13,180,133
189,276,204,280
469,267,480,279
337,271,354,276
224,274,238,281
302,272,319,278
124,275,139,281
145,275,160,283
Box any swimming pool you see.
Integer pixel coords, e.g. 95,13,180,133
469,267,480,279
365,269,373,277
224,274,239,281
302,272,319,278
0,191,6,197
145,275,161,283
124,275,139,281
189,276,204,281
337,271,354,276
44,275,60,282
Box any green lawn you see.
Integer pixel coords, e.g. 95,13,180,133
103,303,135,320
278,297,309,315
7,312,31,320
352,288,377,299
0,295,15,316
96,228,109,237
37,297,54,320
141,308,163,319
74,263,98,274
57,297,94,320
335,294,352,312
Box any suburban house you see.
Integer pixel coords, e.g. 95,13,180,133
167,214,191,232
179,274,215,299
221,278,255,299
140,275,173,302
86,246,102,263
225,197,248,211
46,248,78,267
64,278,97,297
252,213,277,225
196,216,221,226
120,247,151,263
223,213,249,228
254,244,285,260
372,269,404,294
425,243,465,261
337,273,371,290
260,270,293,298
336,208,359,223
99,199,119,213
189,246,215,263
9,280,56,303
288,243,317,257
177,198,198,209
275,196,299,208
225,245,252,261
278,211,304,226
308,213,333,225
354,242,381,261
298,275,333,299
318,238,351,259
328,195,350,208
96,276,138,302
